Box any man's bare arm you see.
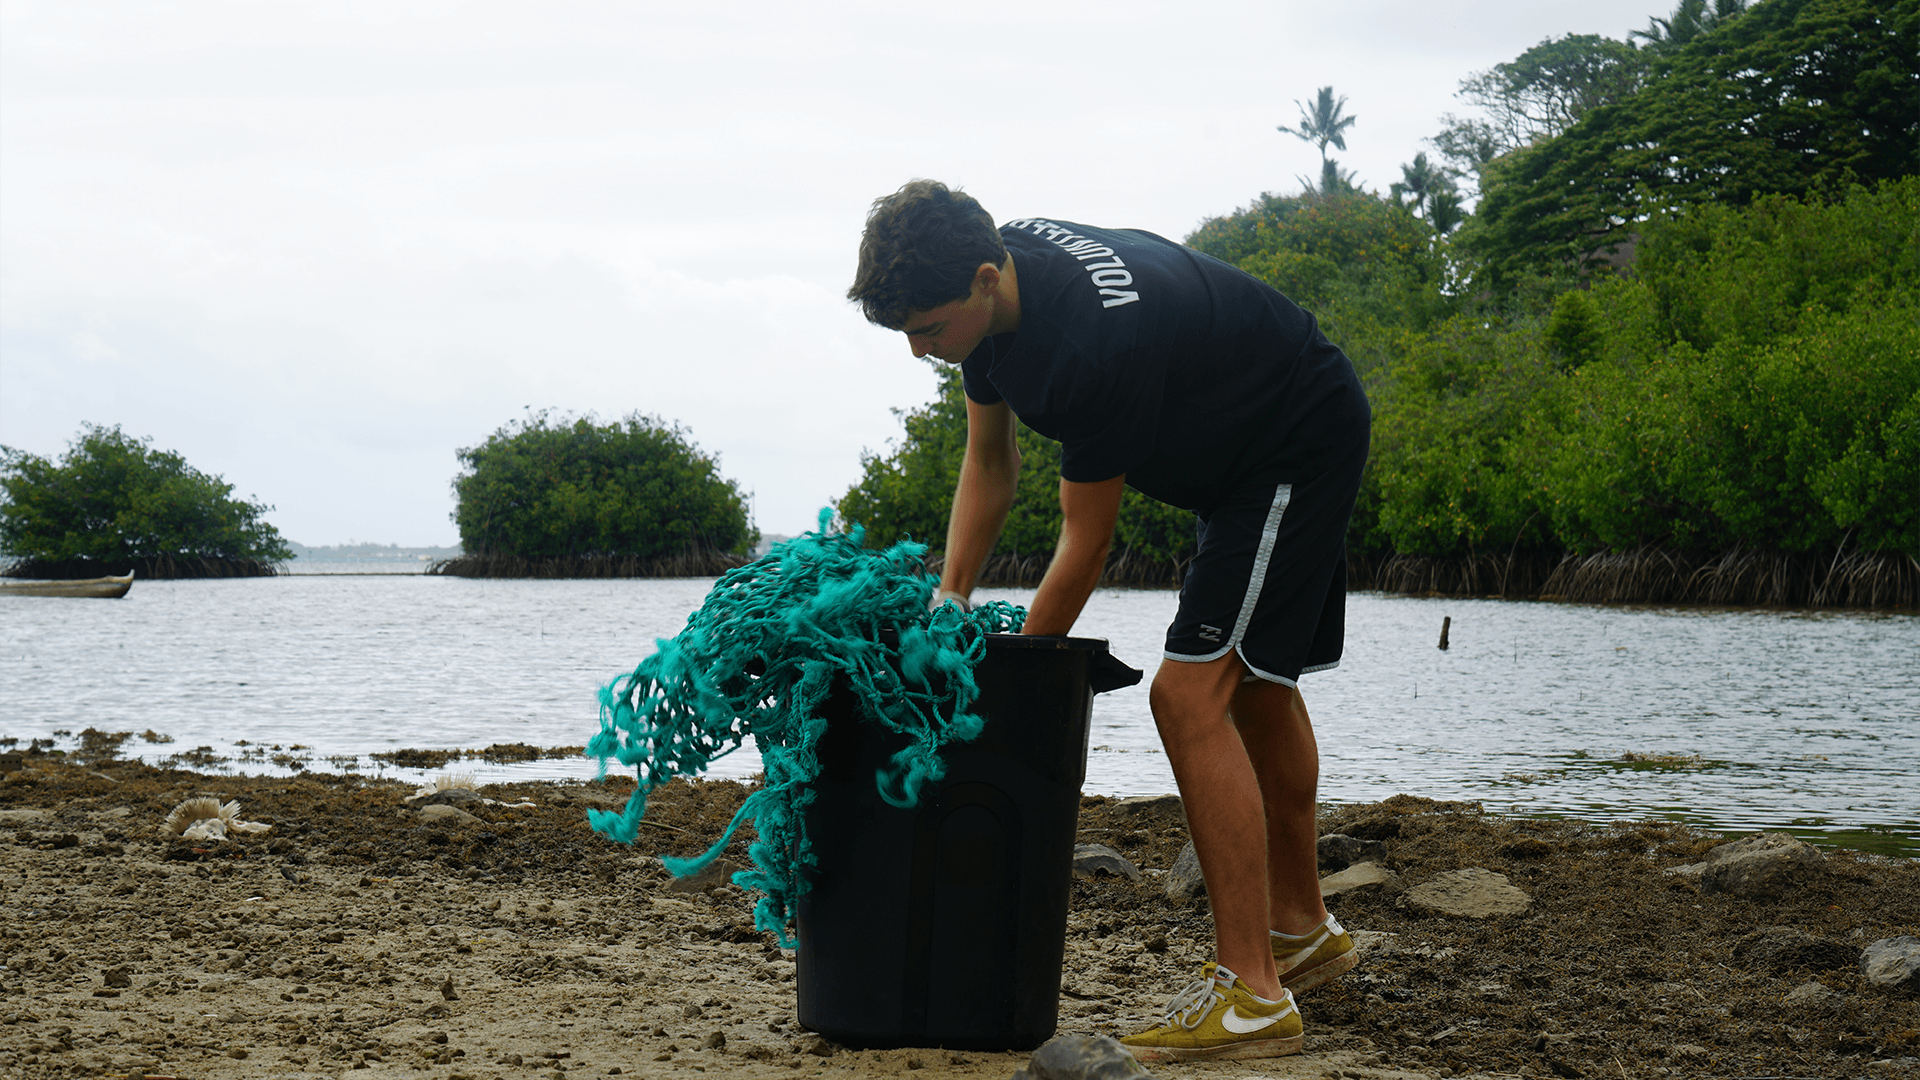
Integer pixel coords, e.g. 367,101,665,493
939,396,1021,600
1021,474,1125,636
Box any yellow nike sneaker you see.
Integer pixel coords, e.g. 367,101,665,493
1273,913,1357,995
1119,962,1303,1063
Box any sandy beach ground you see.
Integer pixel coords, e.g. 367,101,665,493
2,753,1916,1080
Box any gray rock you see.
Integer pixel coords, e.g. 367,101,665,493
1072,844,1142,882
1784,980,1842,1010
1733,926,1858,974
1010,1034,1152,1080
1319,861,1396,898
1666,832,1827,899
410,787,485,807
1663,860,1710,882
1111,794,1183,821
1861,936,1920,992
1163,841,1205,901
417,804,483,827
1535,1032,1581,1052
1350,929,1399,957
1404,868,1531,918
1318,833,1386,871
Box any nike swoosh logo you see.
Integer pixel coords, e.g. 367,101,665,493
1277,932,1328,969
1220,1007,1282,1034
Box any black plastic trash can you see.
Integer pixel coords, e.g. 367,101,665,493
794,632,1142,1051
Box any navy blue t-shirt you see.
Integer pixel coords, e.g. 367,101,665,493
960,218,1369,512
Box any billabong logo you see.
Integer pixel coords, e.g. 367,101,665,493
1198,624,1223,642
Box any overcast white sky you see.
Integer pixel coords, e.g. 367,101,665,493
1,0,1675,547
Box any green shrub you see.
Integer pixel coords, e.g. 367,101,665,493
451,412,754,561
1,425,291,577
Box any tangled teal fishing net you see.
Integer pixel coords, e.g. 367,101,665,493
586,510,1025,947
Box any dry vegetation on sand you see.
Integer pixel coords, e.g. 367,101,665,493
1,757,1916,1079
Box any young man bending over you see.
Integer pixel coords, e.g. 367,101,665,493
847,180,1371,1063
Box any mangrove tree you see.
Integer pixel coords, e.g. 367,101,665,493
0,424,292,579
437,411,755,578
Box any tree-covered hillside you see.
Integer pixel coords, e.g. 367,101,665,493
840,0,1919,605
1464,0,1917,283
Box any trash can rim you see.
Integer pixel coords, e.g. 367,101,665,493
875,627,1116,652
875,627,1142,692
978,632,1116,652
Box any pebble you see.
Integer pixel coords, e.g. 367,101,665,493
1163,841,1205,901
1110,794,1183,820
1071,844,1142,881
1320,861,1396,898
1784,980,1842,1009
1665,832,1827,899
1009,1033,1148,1079
1318,833,1387,870
418,804,485,827
1861,936,1920,991
1403,867,1531,917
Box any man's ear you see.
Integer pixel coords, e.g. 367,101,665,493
972,260,1002,296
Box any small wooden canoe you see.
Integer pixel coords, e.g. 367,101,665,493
0,571,135,598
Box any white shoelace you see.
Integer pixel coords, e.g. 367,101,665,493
1161,974,1228,1030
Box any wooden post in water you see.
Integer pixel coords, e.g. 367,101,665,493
1438,616,1451,650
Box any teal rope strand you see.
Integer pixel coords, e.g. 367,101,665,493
586,510,1024,946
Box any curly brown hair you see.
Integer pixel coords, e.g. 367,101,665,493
847,180,1008,330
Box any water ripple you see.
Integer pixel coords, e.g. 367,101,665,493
3,578,1914,852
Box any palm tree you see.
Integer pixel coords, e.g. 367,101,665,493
1392,153,1466,234
1427,189,1466,236
1390,153,1448,218
1277,87,1358,172
1630,0,1747,52
1297,158,1360,198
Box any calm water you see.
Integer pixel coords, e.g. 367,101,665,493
3,574,1915,853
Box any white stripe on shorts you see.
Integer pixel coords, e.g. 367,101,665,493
1230,483,1291,647
1164,484,1293,681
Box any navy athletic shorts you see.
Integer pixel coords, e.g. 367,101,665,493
1163,446,1366,686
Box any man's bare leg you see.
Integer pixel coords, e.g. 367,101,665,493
1150,653,1282,1000
1232,680,1329,936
